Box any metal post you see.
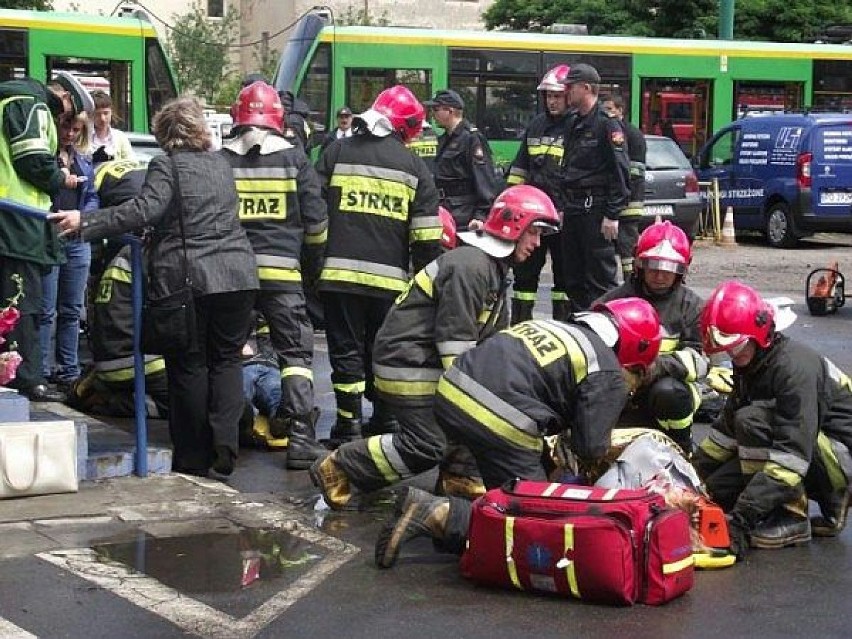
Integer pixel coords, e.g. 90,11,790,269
129,237,148,477
719,0,735,40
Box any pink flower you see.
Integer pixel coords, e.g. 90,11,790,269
0,351,22,386
0,306,20,336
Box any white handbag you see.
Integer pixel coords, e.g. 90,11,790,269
0,421,78,499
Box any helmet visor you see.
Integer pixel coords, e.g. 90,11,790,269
637,257,687,275
705,325,748,354
532,220,560,236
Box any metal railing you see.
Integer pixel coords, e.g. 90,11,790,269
696,178,722,241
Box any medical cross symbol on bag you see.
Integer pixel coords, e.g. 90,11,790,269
526,544,553,571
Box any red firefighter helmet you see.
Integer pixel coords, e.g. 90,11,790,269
537,65,570,92
233,81,284,132
593,298,663,371
482,185,561,242
700,280,774,355
371,86,425,143
438,206,457,250
634,221,692,275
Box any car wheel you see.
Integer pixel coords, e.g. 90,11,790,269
765,202,798,248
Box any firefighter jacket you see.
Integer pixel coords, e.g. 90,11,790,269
433,119,504,228
622,121,646,219
91,245,165,383
316,131,442,299
407,126,438,175
559,105,630,220
437,318,628,462
595,277,707,385
0,79,64,265
506,110,573,211
220,128,328,291
698,333,852,525
94,159,147,207
373,245,511,406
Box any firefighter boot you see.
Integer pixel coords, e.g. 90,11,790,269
328,392,363,445
375,487,450,569
363,400,400,437
510,298,534,326
812,486,851,537
749,495,812,549
309,450,353,510
435,469,486,500
551,298,573,323
284,410,328,470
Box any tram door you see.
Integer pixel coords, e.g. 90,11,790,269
640,78,713,158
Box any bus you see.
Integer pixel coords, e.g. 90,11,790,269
274,12,852,163
0,6,178,133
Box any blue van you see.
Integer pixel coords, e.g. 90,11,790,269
696,113,852,247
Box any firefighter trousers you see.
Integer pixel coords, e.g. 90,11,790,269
559,209,619,311
511,230,566,317
257,288,314,419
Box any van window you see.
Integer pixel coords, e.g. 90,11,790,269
701,129,739,168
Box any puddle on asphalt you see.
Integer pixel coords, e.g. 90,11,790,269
92,527,323,594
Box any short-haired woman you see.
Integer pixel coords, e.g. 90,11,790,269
89,89,133,164
51,96,260,478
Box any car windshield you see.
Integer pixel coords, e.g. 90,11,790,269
645,137,691,171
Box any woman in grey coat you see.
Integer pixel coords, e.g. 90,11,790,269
51,97,259,477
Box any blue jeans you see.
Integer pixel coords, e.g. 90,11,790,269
40,240,91,381
242,363,281,417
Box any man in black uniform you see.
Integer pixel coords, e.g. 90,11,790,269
601,94,647,280
507,64,573,324
558,64,630,311
373,298,664,568
316,85,443,446
426,89,503,230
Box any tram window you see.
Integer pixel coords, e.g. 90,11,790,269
0,29,26,81
146,39,177,128
345,68,431,115
814,59,852,110
449,78,537,141
301,43,330,134
451,49,538,76
48,57,132,130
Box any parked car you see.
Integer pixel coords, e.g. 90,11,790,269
126,132,163,164
641,134,702,238
696,113,852,248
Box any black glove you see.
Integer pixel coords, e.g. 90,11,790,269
92,146,113,164
726,514,750,562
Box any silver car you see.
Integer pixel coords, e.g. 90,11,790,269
642,134,703,238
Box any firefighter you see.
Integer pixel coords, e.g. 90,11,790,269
601,94,646,280
558,64,631,311
220,81,329,470
695,280,852,560
407,121,438,174
310,185,561,510
595,221,707,454
425,89,504,230
316,85,443,447
373,298,663,568
506,64,573,324
67,159,169,417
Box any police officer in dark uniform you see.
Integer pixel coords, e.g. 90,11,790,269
426,89,503,230
558,64,631,310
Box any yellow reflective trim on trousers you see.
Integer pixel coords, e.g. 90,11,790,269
305,229,328,245
338,409,355,419
374,376,438,396
414,269,434,299
739,460,801,487
698,437,732,462
656,382,700,431
334,381,366,394
410,227,443,242
281,366,313,381
477,309,491,324
551,291,568,302
102,265,132,284
441,355,455,370
437,377,542,451
320,268,408,292
505,517,522,589
512,290,537,301
506,174,525,186
258,266,302,282
95,358,166,382
620,206,645,219
663,555,694,575
659,337,679,354
817,432,847,491
564,523,579,597
368,435,401,483
330,174,414,221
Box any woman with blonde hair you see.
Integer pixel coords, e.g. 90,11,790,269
40,109,98,393
50,96,259,478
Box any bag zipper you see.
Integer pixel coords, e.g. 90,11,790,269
640,507,676,602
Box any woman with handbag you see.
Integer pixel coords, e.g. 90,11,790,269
49,97,259,478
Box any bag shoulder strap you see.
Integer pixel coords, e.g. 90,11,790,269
170,155,191,286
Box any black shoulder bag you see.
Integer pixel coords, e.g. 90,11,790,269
142,157,198,355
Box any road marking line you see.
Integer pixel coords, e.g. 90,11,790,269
0,617,37,638
37,525,358,639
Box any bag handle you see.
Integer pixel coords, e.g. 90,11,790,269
171,156,191,288
0,433,40,492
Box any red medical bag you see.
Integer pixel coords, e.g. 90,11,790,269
459,479,694,606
